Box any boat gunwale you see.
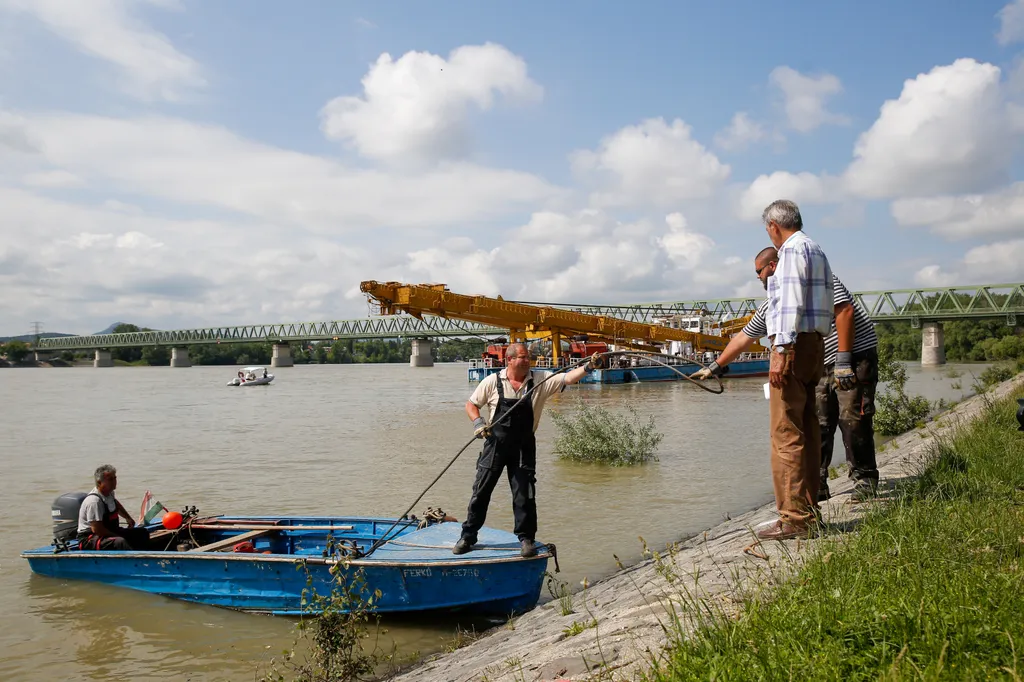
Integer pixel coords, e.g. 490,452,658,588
19,549,552,567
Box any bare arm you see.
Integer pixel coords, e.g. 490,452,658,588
834,301,854,353
465,400,481,422
115,499,135,527
712,331,758,369
562,364,590,385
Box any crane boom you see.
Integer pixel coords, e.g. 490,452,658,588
359,281,747,357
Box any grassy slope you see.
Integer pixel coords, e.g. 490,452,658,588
651,386,1024,681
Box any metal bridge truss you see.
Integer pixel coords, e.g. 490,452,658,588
851,284,1024,327
34,282,1024,351
35,317,508,351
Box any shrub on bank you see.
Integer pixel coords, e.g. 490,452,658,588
874,353,931,436
976,359,1022,390
550,398,663,465
648,385,1024,681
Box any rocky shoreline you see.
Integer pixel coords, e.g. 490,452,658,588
391,374,1024,682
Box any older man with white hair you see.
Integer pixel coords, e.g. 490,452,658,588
455,343,599,557
758,199,834,540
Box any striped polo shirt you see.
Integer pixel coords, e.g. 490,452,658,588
741,274,877,366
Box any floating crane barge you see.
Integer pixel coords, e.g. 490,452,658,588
359,281,769,383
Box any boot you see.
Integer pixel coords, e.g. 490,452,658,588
520,538,537,558
452,536,474,555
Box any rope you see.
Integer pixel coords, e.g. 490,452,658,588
362,350,727,557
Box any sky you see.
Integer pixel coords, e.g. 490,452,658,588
1,0,1023,335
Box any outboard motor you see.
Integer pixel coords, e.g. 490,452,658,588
52,492,88,542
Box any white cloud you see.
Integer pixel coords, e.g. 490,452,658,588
116,231,164,249
319,43,542,164
769,66,849,132
22,169,84,187
736,171,842,221
7,110,560,231
0,186,383,332
571,118,730,209
713,112,770,152
0,0,205,102
845,59,1016,199
915,238,1024,286
659,212,715,268
389,209,749,306
891,182,1024,239
997,0,1024,45
914,264,959,287
736,57,1024,222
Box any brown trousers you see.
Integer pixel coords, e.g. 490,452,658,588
769,332,824,526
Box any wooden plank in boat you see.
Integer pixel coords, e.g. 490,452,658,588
190,524,354,531
190,529,273,553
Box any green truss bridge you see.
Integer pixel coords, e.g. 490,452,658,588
32,282,1024,367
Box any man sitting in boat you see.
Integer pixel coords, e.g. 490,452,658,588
77,465,150,550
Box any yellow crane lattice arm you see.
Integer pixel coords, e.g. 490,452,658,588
359,281,733,351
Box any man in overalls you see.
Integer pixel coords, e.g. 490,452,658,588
456,343,599,557
77,464,151,550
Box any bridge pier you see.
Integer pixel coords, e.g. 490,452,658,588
94,350,113,368
170,347,191,368
271,343,293,368
410,338,434,367
33,351,54,363
921,321,946,366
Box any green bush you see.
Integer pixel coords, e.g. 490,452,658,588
977,361,1018,389
550,398,663,465
874,353,931,436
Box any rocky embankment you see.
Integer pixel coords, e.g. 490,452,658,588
393,375,1024,682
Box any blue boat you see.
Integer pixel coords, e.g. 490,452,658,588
22,515,552,617
467,355,770,383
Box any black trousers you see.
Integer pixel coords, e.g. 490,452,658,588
461,440,537,542
817,348,879,487
80,527,151,551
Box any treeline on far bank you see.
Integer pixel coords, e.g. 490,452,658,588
876,319,1024,362
32,323,489,366
6,319,1023,367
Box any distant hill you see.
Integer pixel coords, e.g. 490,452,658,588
1,321,136,344
0,332,77,343
94,322,130,335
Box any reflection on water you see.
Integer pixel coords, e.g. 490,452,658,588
0,361,981,680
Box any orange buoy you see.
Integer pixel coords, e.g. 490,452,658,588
162,511,183,530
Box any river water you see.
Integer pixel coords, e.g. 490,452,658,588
0,361,983,681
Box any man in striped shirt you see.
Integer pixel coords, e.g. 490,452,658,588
697,247,881,503
695,200,832,540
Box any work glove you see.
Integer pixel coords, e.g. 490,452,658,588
472,417,491,439
833,352,857,391
585,352,605,371
693,361,727,381
769,346,794,389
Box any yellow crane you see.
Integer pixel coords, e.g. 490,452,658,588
359,281,762,364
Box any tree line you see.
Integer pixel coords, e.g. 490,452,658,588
5,316,1022,367
12,324,489,366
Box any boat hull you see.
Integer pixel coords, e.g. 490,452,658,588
468,358,769,383
22,519,548,617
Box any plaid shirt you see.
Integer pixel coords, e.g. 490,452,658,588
766,231,834,347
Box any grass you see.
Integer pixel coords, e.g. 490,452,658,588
648,385,1024,681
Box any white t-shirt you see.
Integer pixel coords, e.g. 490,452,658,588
77,487,117,534
468,369,569,433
